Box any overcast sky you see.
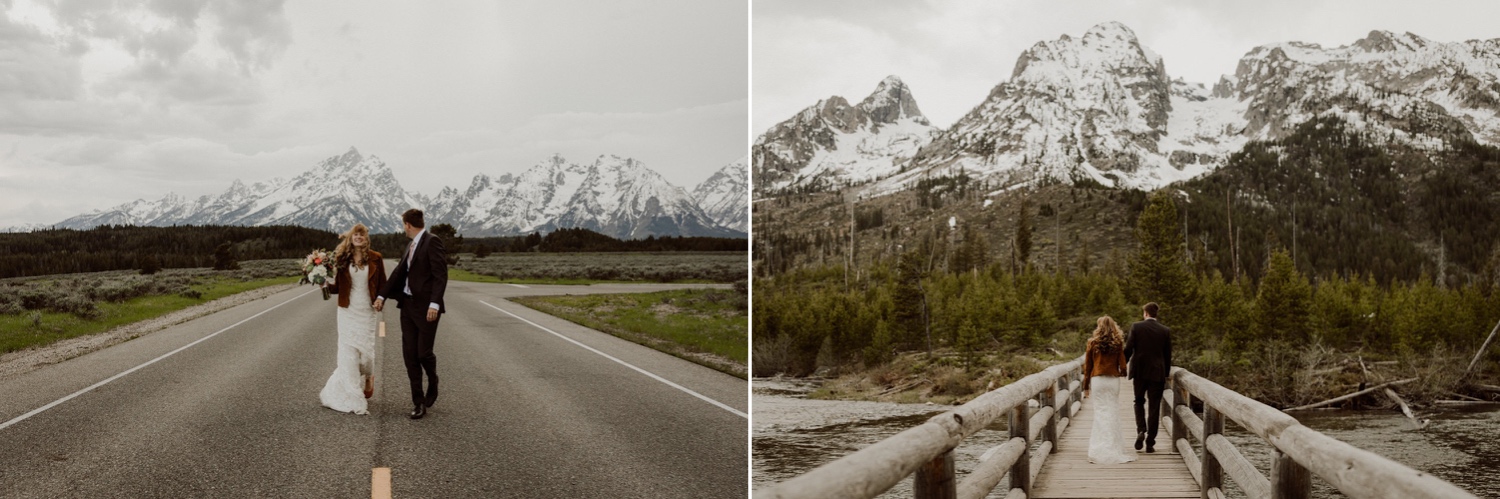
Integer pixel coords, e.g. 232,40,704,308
753,0,1500,133
0,0,747,228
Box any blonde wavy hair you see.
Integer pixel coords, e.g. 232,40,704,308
1091,316,1125,355
334,223,371,269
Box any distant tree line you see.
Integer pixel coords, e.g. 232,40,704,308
463,228,746,254
754,191,1500,405
0,225,339,279
1,224,747,279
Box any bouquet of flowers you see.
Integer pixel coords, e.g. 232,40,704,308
299,249,336,300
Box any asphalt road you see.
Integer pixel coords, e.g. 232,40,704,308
0,278,748,498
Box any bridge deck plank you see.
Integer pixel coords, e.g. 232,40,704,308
1031,385,1198,499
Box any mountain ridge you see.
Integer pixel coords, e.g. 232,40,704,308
753,22,1500,198
39,148,748,239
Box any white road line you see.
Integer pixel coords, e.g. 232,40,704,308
371,467,392,499
0,288,318,432
505,283,530,288
478,300,747,419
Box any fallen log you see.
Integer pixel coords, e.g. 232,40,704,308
1464,319,1500,379
1284,378,1418,412
1383,388,1426,429
1448,392,1485,402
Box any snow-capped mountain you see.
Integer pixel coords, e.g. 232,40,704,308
1,223,55,233
57,148,423,233
430,154,742,238
752,75,939,195
49,149,746,238
758,22,1500,197
692,157,750,233
891,22,1202,193
1214,30,1500,145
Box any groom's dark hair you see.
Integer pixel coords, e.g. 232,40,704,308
402,209,426,229
1143,302,1159,318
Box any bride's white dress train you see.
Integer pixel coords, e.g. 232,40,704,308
1088,375,1138,464
320,265,377,415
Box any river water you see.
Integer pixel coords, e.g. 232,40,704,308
753,378,1500,498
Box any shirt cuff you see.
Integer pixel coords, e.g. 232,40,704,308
428,302,440,310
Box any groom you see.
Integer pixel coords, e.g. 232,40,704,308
1124,302,1172,453
374,209,448,420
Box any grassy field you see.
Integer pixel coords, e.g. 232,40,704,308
0,259,302,354
512,288,748,378
449,268,608,286
454,252,746,284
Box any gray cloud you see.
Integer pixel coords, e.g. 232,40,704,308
0,0,745,229
205,0,290,72
0,12,83,101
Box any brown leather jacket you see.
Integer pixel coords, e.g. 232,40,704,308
335,249,387,309
1083,338,1127,391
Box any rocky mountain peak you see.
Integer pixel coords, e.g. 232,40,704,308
858,75,929,126
753,74,940,195
1354,30,1431,53
1013,21,1162,81
807,96,863,133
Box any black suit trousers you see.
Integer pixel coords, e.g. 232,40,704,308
400,298,440,407
1132,378,1166,444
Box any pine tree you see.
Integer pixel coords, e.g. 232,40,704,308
893,248,928,351
1076,237,1091,275
1015,197,1033,270
213,242,239,271
139,255,161,275
865,319,893,365
1129,193,1193,321
953,225,990,274
957,316,983,369
1255,248,1312,345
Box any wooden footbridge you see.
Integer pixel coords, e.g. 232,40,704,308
754,357,1479,499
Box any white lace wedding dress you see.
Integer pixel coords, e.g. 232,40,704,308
1088,375,1138,464
320,264,377,415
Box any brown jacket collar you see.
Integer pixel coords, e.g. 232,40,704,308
336,249,387,309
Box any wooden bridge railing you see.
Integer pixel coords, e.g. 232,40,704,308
755,357,1087,499
755,359,1482,499
1164,367,1476,499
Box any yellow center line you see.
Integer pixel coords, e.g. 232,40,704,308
372,467,392,499
379,320,386,337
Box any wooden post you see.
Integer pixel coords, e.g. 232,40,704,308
1172,380,1188,445
914,451,957,499
1201,405,1223,499
1271,449,1311,499
1009,402,1031,495
1066,373,1078,411
1042,379,1058,448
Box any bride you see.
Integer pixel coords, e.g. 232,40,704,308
319,223,388,415
1083,316,1137,464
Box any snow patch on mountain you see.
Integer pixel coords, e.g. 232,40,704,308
753,76,939,195
693,157,749,233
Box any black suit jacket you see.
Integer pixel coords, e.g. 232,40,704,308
1124,318,1172,382
381,232,448,313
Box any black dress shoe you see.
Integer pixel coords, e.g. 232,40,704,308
410,404,426,420
1135,432,1145,450
1146,444,1156,453
424,380,439,408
